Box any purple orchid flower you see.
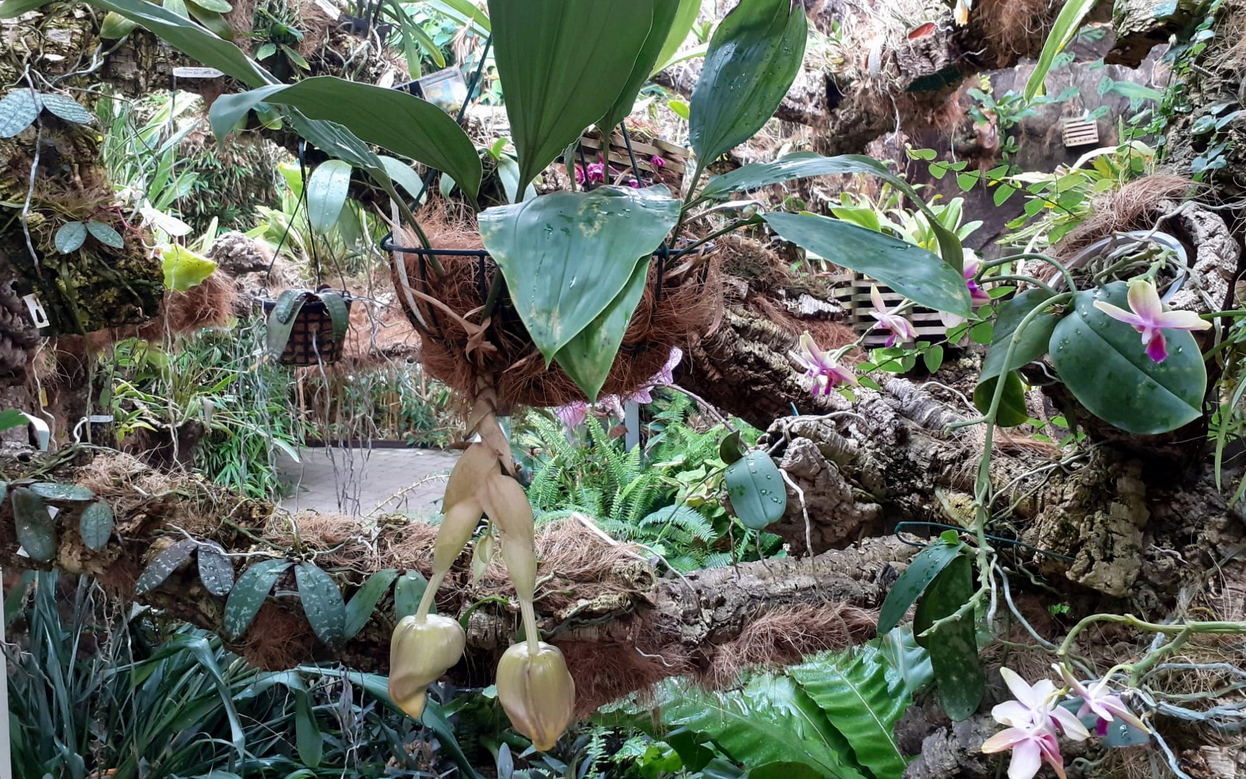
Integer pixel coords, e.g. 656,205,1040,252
1055,664,1150,737
868,285,918,347
982,668,1090,779
790,332,856,396
1092,278,1211,363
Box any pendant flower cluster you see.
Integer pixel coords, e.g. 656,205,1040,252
982,666,1148,779
1093,278,1210,363
555,347,682,429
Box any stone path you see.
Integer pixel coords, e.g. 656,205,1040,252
276,446,459,518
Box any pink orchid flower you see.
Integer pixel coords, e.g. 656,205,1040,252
982,668,1089,779
554,348,683,428
651,155,666,169
1092,278,1211,363
868,285,918,347
790,332,856,396
555,401,588,429
1055,664,1150,736
963,255,992,308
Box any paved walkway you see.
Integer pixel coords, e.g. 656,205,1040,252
276,446,459,518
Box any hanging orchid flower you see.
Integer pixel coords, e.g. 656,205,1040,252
555,401,588,429
1092,278,1211,363
1054,664,1150,736
868,285,918,347
553,348,683,428
981,668,1089,779
790,332,856,396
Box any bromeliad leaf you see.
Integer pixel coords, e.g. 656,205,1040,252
596,0,681,134
306,160,353,235
689,0,807,165
724,450,787,530
295,561,347,647
197,541,236,596
135,538,198,594
765,212,972,317
701,153,964,267
479,186,680,362
1050,283,1206,435
877,537,965,634
78,500,114,551
488,0,659,191
12,487,56,562
224,559,292,639
343,568,399,639
552,257,649,401
208,77,482,199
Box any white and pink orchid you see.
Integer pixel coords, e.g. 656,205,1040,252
1092,278,1211,363
1055,664,1150,736
981,668,1089,779
868,285,918,347
553,347,683,429
789,332,856,396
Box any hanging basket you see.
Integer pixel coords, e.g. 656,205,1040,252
261,288,353,366
384,216,720,411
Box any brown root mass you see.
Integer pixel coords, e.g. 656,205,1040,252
392,206,722,410
1055,174,1196,258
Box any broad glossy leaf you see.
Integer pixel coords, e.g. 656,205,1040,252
393,569,432,618
791,647,908,779
29,482,95,502
0,88,38,138
209,77,482,199
875,626,934,697
295,561,346,647
719,430,746,465
1050,283,1206,435
306,160,353,235
224,559,291,639
488,0,658,191
135,538,198,594
479,186,680,361
294,689,323,768
86,0,273,86
877,538,965,635
39,93,93,124
12,487,55,562
724,450,786,530
597,0,681,134
689,0,806,164
344,568,399,639
979,289,1059,384
914,554,983,721
79,500,114,551
747,764,823,779
55,222,87,254
86,220,125,248
651,0,702,76
702,152,963,267
765,212,972,317
972,370,1030,428
553,257,649,401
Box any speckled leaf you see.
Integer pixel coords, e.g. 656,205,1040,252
197,542,235,596
0,481,7,504
55,222,87,254
724,450,787,530
39,93,93,125
12,487,55,562
86,220,125,248
295,561,346,647
343,568,398,639
0,88,39,138
877,539,965,635
479,186,680,362
223,559,291,639
78,500,113,551
135,538,198,594
29,482,95,502
393,570,432,618
1050,282,1206,435
914,554,984,721
273,288,306,324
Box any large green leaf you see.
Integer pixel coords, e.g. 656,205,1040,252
791,647,909,779
597,0,681,134
343,568,399,639
1049,283,1206,435
699,153,963,267
1025,0,1098,99
479,185,680,361
764,213,971,317
689,0,806,165
0,0,53,18
877,538,965,635
295,561,347,647
875,626,934,698
724,450,787,530
972,370,1031,428
655,675,868,779
914,554,983,721
86,0,273,86
208,76,481,199
553,257,650,401
488,0,659,191
978,289,1059,385
651,0,702,75
306,160,353,235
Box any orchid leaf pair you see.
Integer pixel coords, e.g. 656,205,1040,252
976,279,1209,436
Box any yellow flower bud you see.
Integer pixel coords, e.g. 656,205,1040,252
496,641,576,752
432,497,484,576
477,471,536,603
388,614,466,719
444,442,500,511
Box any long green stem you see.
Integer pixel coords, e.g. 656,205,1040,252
1056,614,1246,664
414,570,446,622
983,253,1077,293
520,597,540,655
669,163,706,247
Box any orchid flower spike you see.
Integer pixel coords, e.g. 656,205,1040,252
869,286,918,347
1093,278,1210,363
1055,664,1150,736
790,332,856,396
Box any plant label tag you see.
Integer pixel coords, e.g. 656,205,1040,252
22,294,49,328
173,67,226,80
